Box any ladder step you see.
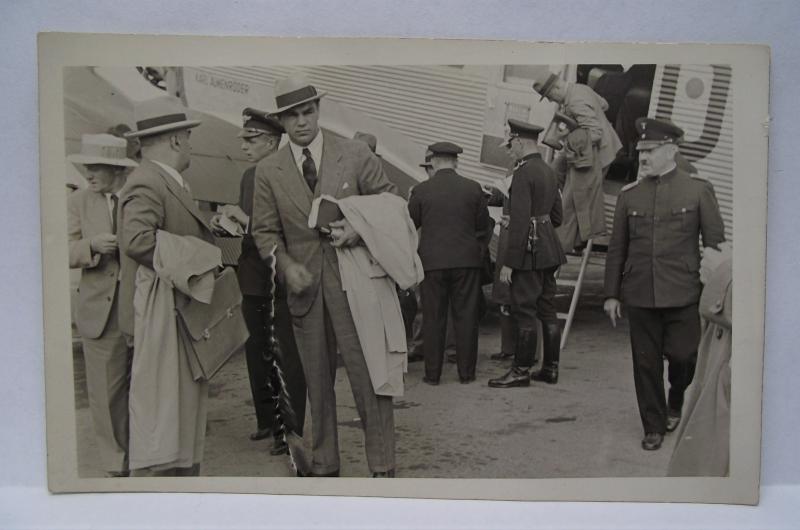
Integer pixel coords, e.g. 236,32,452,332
557,279,578,287
557,312,569,320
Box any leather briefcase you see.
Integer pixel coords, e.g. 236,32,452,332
176,267,249,381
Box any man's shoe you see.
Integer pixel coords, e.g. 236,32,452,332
311,469,340,477
641,432,664,451
531,367,558,384
422,376,439,386
666,413,682,433
270,438,289,456
489,351,513,361
249,428,272,441
372,469,396,478
488,366,531,388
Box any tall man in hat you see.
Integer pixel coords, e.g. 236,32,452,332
532,69,622,252
488,119,566,388
251,74,398,477
604,117,725,451
408,142,490,385
117,96,215,476
68,133,139,477
210,108,306,455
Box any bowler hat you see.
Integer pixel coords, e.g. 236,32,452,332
273,74,326,114
67,134,139,167
239,107,284,138
125,96,201,138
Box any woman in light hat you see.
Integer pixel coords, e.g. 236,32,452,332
67,133,138,477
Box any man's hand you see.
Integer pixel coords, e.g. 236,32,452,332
90,233,118,255
499,265,513,285
209,214,229,237
328,219,361,248
284,262,314,295
603,298,622,327
220,204,249,227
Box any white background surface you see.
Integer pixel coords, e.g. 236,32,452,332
2,0,798,527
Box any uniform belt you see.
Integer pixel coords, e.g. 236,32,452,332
531,215,551,224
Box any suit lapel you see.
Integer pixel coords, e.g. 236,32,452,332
318,132,343,198
275,145,313,216
146,159,210,231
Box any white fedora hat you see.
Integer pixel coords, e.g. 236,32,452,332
67,133,139,167
273,74,326,114
125,96,202,138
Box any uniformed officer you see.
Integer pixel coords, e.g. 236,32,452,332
603,117,725,451
408,142,490,384
488,119,566,388
210,108,307,455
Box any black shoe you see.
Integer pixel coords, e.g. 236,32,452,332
641,432,664,451
311,469,340,477
459,376,475,384
270,438,289,456
372,469,396,478
666,412,682,433
489,351,513,361
422,376,439,386
249,428,272,441
531,366,559,384
488,366,531,388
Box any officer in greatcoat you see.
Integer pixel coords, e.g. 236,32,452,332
604,117,725,451
489,119,566,388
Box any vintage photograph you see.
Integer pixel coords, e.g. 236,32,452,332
40,36,767,502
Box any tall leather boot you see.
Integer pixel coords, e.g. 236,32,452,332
532,321,560,384
490,310,517,361
488,328,536,388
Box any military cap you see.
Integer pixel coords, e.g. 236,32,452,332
635,117,684,150
239,107,284,138
427,141,463,157
500,119,545,148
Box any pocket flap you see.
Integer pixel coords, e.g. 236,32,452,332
671,205,697,215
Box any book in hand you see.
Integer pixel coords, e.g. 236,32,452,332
217,214,243,237
308,195,343,234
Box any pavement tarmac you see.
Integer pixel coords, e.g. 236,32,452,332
73,257,677,479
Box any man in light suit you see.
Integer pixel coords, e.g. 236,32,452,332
252,74,398,478
68,133,139,477
118,96,215,476
533,70,623,252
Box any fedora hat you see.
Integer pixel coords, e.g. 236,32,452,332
273,74,326,114
125,96,202,138
67,134,139,167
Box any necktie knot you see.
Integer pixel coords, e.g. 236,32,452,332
302,148,317,192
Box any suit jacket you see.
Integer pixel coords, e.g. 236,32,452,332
563,83,623,169
68,189,121,339
117,158,216,335
251,131,397,318
504,153,566,271
604,166,726,308
407,168,490,272
236,166,273,298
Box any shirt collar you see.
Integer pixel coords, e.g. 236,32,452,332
152,159,185,189
289,130,324,171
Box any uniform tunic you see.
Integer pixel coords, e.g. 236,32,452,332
604,164,725,435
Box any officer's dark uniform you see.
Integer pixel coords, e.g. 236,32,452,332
604,117,725,449
235,109,306,452
408,142,491,384
489,120,566,388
